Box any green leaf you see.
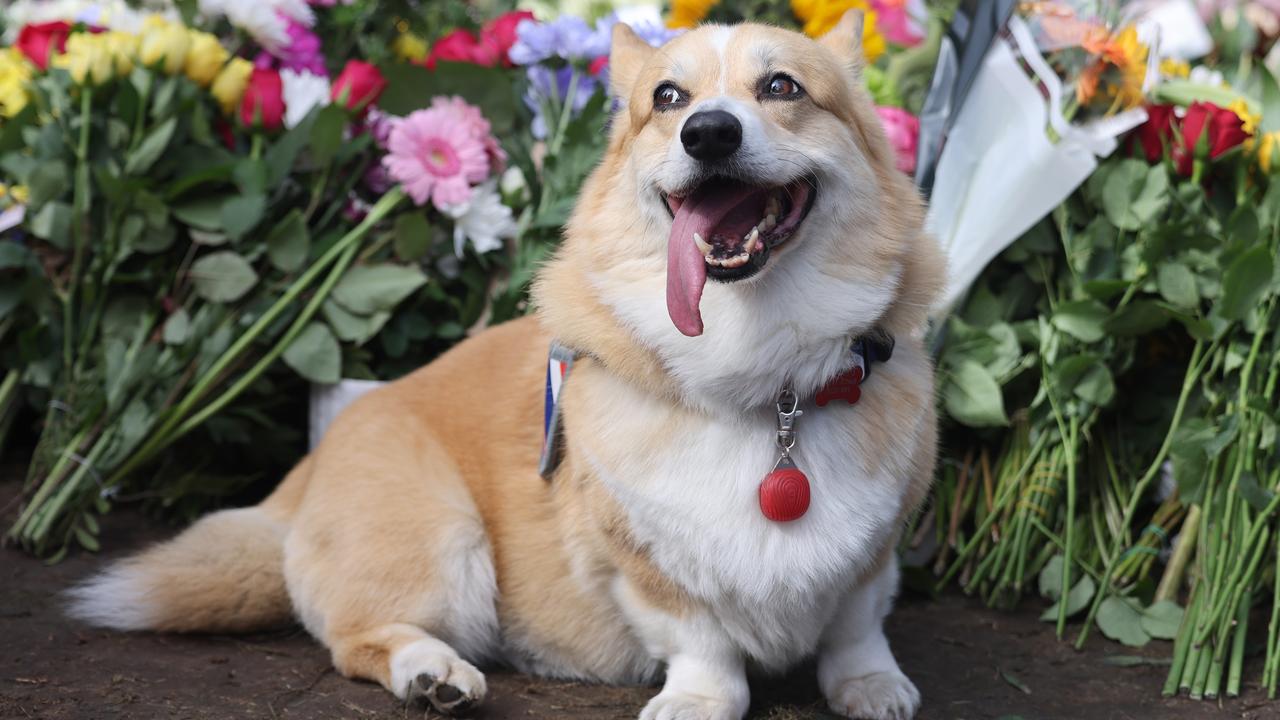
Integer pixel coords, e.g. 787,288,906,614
321,299,391,345
1052,300,1109,342
1097,597,1152,647
943,360,1009,427
190,251,259,302
124,116,177,175
1239,471,1276,512
172,194,232,231
1105,300,1171,336
265,210,310,272
0,240,31,269
332,264,428,315
1219,245,1274,321
310,104,346,165
1102,655,1172,667
1039,575,1097,622
220,194,266,241
1140,600,1184,641
1261,66,1280,134
26,162,68,207
163,308,191,345
283,322,341,384
999,669,1031,695
263,109,317,186
1156,262,1199,309
1038,555,1067,600
28,201,72,248
1101,160,1169,231
394,212,432,261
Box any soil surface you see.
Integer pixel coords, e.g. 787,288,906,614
1,475,1275,720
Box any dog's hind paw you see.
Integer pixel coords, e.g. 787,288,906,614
826,670,920,720
392,639,486,716
639,691,743,720
408,664,485,716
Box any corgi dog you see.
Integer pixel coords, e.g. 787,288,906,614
68,11,943,720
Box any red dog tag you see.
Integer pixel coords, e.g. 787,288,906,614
759,456,810,522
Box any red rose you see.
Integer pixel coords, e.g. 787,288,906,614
1174,101,1248,176
1133,104,1176,164
16,21,73,71
588,56,609,76
240,68,286,131
331,60,386,114
426,29,500,69
481,10,535,67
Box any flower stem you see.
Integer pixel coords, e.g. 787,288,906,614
104,188,405,485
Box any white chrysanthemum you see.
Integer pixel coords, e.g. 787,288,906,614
442,182,517,257
198,0,305,52
280,69,330,129
2,0,173,41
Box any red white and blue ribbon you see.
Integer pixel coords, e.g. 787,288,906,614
539,342,576,479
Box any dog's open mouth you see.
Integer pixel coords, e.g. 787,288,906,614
662,176,816,337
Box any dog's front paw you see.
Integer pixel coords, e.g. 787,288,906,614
639,691,743,720
826,670,920,720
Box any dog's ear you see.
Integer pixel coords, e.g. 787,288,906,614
610,23,656,99
818,9,865,68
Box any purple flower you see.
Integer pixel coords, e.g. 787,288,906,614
272,12,327,76
590,14,682,51
509,15,606,65
524,65,599,138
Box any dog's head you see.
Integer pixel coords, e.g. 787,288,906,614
537,12,942,405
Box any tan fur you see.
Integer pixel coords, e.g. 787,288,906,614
73,14,943,716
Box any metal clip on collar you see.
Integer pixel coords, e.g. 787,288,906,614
776,387,802,455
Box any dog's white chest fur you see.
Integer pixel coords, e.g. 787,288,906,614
571,360,925,668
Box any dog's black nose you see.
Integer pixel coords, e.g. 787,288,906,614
681,110,742,161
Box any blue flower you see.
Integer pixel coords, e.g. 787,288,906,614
510,15,608,66
524,65,600,139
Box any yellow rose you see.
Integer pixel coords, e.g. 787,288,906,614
1256,131,1280,174
393,32,429,63
138,18,191,74
54,34,115,86
0,48,33,117
185,32,229,87
102,31,139,75
792,0,886,62
210,57,253,114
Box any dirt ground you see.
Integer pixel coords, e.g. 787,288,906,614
2,475,1276,720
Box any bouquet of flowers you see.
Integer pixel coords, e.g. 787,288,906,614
0,1,643,558
921,0,1280,701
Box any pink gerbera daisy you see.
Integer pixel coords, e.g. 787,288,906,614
383,103,491,208
429,96,507,174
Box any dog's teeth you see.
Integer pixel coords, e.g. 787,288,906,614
744,227,760,253
694,232,713,257
766,195,781,216
764,214,777,230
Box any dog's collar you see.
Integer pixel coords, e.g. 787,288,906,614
537,330,895,482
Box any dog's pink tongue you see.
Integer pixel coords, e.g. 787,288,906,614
666,183,748,337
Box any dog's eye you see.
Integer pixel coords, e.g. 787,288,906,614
654,83,687,109
764,74,803,98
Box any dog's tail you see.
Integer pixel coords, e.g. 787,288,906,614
66,456,314,633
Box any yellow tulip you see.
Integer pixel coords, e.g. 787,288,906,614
54,33,115,86
138,18,191,74
0,48,33,117
185,32,229,87
103,31,139,75
210,57,253,114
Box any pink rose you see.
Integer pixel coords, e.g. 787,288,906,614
872,0,924,47
875,106,919,176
